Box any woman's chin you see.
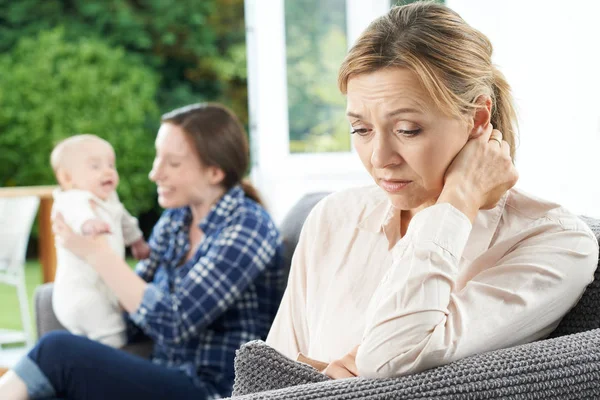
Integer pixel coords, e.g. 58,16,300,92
386,193,424,212
158,196,184,209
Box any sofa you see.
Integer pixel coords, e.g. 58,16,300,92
35,194,600,399
33,192,331,357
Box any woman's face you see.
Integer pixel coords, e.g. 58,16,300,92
347,67,471,215
149,122,221,209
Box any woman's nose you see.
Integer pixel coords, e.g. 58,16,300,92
371,131,403,169
149,164,163,182
149,168,157,182
149,158,162,182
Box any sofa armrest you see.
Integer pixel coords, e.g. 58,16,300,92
233,340,329,395
34,283,66,338
231,329,600,399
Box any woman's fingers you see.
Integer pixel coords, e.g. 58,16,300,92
52,212,67,235
502,139,511,157
323,361,356,379
488,129,503,148
323,345,360,379
472,122,493,141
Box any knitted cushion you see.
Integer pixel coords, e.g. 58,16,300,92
232,331,600,399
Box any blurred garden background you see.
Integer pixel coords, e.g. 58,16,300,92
0,0,249,335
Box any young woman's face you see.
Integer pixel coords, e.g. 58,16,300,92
149,123,218,209
347,67,471,215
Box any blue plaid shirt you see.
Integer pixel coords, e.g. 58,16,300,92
128,185,285,398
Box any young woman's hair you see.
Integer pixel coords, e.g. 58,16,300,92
161,103,263,205
339,1,518,158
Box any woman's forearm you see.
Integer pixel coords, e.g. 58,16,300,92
357,203,472,378
87,238,147,313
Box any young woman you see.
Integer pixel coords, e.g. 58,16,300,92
0,103,285,399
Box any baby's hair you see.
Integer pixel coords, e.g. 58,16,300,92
50,134,111,176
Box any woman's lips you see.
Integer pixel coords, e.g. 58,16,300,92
379,179,412,193
157,187,174,196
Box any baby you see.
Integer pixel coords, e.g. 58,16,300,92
50,134,150,347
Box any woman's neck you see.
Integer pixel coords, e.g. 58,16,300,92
189,186,227,227
400,198,438,236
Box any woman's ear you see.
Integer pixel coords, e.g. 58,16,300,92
208,166,226,186
469,95,492,138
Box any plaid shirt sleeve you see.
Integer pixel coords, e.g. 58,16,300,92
134,211,171,283
129,211,279,346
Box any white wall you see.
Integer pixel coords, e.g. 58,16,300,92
447,0,600,217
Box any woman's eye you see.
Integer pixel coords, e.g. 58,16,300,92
350,128,370,136
169,162,181,168
396,128,421,137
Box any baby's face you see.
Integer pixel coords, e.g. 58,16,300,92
67,140,119,200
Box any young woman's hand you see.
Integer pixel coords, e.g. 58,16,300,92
53,212,111,263
81,218,112,236
438,123,519,222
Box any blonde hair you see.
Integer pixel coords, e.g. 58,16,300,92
50,134,112,176
338,1,518,159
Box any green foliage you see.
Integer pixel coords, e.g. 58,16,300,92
284,0,350,153
0,28,159,215
0,0,248,123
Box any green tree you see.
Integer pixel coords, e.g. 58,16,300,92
0,28,159,215
0,0,248,123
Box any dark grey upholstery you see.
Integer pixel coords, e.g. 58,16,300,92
230,215,600,399
34,283,65,336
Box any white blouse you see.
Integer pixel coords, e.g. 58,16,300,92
266,185,598,378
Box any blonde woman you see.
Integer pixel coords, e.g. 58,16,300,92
266,1,598,380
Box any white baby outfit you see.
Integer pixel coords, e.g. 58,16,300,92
52,189,143,347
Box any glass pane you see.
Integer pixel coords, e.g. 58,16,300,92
284,0,350,153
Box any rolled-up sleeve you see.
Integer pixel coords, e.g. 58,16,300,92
130,213,279,346
357,203,598,378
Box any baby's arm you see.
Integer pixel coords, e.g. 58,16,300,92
130,237,150,260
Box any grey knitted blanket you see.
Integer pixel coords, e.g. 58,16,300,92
230,216,600,399
231,331,600,399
